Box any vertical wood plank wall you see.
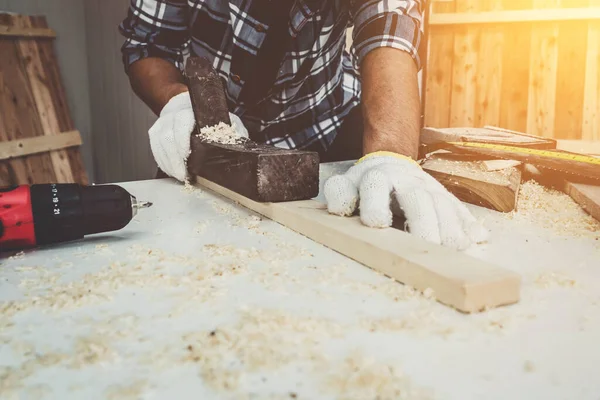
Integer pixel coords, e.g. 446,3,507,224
0,0,95,180
424,0,600,141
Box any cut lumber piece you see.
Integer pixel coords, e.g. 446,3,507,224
422,158,521,212
193,176,521,313
0,130,82,160
184,56,319,202
0,25,55,38
563,182,600,222
483,159,522,171
556,140,600,156
421,126,556,149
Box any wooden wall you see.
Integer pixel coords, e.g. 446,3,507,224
0,0,95,180
424,0,600,141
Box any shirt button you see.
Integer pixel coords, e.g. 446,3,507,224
256,24,267,33
231,74,241,83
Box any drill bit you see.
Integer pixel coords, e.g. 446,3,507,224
131,197,153,217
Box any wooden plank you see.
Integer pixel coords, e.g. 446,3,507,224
0,130,82,160
13,15,75,183
421,126,556,148
185,57,319,202
445,142,600,181
429,7,600,25
193,175,522,313
564,182,600,221
556,139,600,155
0,13,56,185
499,0,532,132
450,0,478,127
553,0,589,140
583,0,600,140
475,0,503,128
30,15,87,184
527,0,560,138
0,25,56,38
483,159,522,171
422,158,522,212
423,1,455,128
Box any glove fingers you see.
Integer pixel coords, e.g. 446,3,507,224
324,175,359,217
394,189,441,245
358,169,393,228
430,193,472,250
172,109,195,160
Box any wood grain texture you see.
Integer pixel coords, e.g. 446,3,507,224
424,1,455,128
499,0,532,132
194,176,522,313
185,57,320,202
0,25,55,38
421,126,556,149
0,130,81,160
475,0,503,128
428,6,600,24
0,13,56,185
30,15,87,184
446,142,600,181
554,0,589,140
583,0,600,140
527,0,560,138
422,158,521,212
13,15,74,183
450,0,478,127
564,181,600,221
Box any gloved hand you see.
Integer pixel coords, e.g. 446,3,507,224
323,152,489,250
148,91,249,182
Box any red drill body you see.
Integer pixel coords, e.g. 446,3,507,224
0,184,151,252
0,186,37,249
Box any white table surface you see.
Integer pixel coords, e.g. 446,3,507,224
1,163,599,400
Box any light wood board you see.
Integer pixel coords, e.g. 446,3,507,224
0,130,81,160
193,176,522,313
422,158,522,212
564,182,600,222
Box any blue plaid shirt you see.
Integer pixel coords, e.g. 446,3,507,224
119,0,424,152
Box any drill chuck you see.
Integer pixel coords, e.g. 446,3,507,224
0,184,152,251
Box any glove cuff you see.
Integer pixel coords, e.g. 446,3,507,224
356,151,421,167
160,91,192,116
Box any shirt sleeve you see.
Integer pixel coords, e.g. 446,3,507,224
350,0,424,70
118,0,190,73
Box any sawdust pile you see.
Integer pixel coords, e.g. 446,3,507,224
197,122,243,145
506,180,600,238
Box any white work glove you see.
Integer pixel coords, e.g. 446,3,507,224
324,152,489,250
148,91,249,182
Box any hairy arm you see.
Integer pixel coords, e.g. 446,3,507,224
128,57,188,116
360,47,421,160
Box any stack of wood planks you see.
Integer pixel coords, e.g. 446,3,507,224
0,13,87,186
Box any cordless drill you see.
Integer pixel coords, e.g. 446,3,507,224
0,183,152,251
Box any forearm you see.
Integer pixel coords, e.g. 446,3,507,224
127,57,188,116
360,48,421,160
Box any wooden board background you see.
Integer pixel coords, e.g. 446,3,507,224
424,0,600,141
0,13,87,185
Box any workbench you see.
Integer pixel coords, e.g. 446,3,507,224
1,162,599,400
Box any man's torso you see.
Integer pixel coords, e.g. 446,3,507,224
183,0,361,151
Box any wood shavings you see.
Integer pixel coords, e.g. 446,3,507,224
8,251,25,260
197,122,243,144
105,381,148,400
505,180,600,238
535,272,578,288
524,360,535,373
325,352,433,400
